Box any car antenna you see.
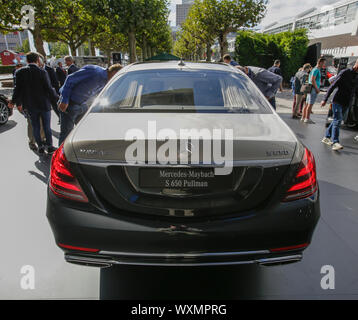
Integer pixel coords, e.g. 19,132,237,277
178,58,185,67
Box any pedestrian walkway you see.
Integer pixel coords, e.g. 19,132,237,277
276,89,329,115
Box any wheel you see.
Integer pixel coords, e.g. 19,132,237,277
0,99,9,125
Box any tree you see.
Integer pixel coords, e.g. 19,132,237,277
91,21,128,66
40,0,102,56
49,41,70,57
180,0,267,60
174,0,215,61
86,0,171,63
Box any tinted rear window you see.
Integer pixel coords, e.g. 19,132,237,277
91,69,272,114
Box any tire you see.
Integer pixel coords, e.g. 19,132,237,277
0,99,9,125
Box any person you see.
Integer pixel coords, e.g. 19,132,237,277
268,59,284,92
321,59,358,151
42,58,60,118
10,52,59,154
223,54,239,67
292,64,311,119
301,57,326,124
64,56,79,75
56,61,67,87
12,63,23,82
58,63,123,145
240,66,282,110
11,62,46,151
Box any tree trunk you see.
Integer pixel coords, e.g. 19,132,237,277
128,29,137,63
147,45,152,59
106,50,111,67
218,33,228,61
142,35,147,61
69,43,77,56
206,43,212,62
89,39,96,56
32,23,46,57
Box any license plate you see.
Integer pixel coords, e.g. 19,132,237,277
139,168,233,190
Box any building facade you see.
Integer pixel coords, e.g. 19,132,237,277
0,31,28,52
176,1,194,26
262,0,358,58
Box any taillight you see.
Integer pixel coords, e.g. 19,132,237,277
283,148,317,202
49,145,88,202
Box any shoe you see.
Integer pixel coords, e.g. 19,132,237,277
304,119,315,124
354,135,358,142
300,117,305,122
46,146,57,154
29,143,38,151
332,143,343,151
38,146,45,155
322,137,333,146
292,114,300,119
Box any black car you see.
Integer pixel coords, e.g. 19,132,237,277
0,94,12,125
47,61,320,268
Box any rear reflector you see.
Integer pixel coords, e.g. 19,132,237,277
270,243,309,252
283,148,317,202
50,145,88,202
58,243,99,253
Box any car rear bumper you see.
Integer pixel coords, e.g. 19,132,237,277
46,189,320,267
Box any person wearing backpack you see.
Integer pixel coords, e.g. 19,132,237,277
292,64,311,119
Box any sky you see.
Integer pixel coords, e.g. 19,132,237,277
169,0,344,27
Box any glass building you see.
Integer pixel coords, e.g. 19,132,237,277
263,1,358,34
262,0,358,58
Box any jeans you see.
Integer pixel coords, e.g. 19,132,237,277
268,97,276,110
28,110,53,147
325,103,343,144
59,103,88,146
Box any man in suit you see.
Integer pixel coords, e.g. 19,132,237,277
64,56,79,75
11,52,59,154
56,61,67,87
41,58,60,118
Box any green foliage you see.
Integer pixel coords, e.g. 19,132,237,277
175,0,267,60
49,42,69,57
234,29,309,81
14,39,31,53
86,0,172,62
0,65,15,74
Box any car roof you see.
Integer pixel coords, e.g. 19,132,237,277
123,61,237,73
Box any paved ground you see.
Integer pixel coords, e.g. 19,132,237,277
0,95,358,299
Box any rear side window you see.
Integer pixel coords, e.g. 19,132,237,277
92,69,272,114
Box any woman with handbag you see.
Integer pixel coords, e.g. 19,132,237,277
293,64,311,118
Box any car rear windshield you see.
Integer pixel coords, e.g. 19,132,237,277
91,69,273,114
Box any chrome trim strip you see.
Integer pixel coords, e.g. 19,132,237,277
65,254,302,268
98,250,270,258
77,158,292,168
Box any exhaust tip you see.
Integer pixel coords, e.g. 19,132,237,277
65,254,113,268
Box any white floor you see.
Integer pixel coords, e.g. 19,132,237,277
0,111,99,299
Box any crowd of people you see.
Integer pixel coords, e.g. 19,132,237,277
8,52,122,155
224,54,358,151
6,51,358,155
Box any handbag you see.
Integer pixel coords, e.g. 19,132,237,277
300,83,312,94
